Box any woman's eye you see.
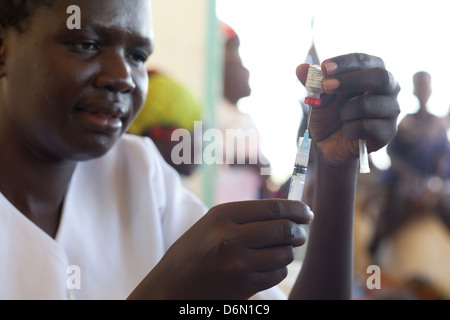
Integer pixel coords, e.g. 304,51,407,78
127,52,149,64
73,41,99,51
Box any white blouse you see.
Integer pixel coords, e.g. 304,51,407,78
0,134,285,300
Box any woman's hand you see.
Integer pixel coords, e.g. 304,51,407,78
129,199,313,300
296,53,401,167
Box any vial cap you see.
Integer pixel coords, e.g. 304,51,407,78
305,96,322,106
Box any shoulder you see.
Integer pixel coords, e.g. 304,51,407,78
76,133,207,235
112,133,160,160
102,133,167,173
77,133,173,194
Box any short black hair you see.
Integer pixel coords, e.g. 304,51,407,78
0,0,55,32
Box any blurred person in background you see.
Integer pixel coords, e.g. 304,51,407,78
213,22,271,204
368,71,450,298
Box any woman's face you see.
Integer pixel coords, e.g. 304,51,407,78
0,0,153,161
223,37,251,104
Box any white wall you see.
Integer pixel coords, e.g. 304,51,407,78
146,0,220,206
147,0,209,101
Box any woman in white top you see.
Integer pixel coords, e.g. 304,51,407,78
0,0,400,299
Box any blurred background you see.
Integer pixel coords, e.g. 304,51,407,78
148,0,450,193
144,0,450,299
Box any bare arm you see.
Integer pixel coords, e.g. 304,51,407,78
290,53,401,299
290,153,358,299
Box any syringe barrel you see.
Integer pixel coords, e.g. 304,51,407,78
288,171,307,201
295,135,312,166
288,135,311,201
294,150,310,168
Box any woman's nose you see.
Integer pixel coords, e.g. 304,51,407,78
94,51,136,93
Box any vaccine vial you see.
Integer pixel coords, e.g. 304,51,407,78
304,65,324,107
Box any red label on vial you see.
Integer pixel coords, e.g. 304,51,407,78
305,97,322,106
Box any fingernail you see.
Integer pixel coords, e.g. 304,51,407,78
323,78,340,92
324,61,338,75
309,210,314,223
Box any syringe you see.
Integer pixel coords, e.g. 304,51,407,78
287,131,312,201
288,65,323,201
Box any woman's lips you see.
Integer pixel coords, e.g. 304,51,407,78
80,110,123,133
75,104,127,134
